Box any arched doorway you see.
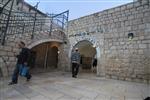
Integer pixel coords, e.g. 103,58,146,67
29,42,60,73
73,40,97,73
47,46,58,69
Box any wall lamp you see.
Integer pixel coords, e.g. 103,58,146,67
64,41,67,44
128,33,134,40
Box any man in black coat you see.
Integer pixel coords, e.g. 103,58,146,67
9,41,31,85
71,48,81,78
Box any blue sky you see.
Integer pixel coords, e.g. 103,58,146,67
25,0,133,20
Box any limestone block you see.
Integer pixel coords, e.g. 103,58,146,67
142,40,150,44
141,0,149,5
119,77,125,81
134,78,143,83
138,24,145,30
8,57,16,62
0,63,8,76
127,3,134,9
7,52,15,56
6,42,16,47
139,44,147,48
137,12,144,19
0,51,7,56
134,2,141,7
114,7,121,12
126,77,132,82
137,6,144,11
119,17,127,21
111,75,118,80
121,5,126,11
138,50,144,54
120,42,125,45
3,46,12,52
128,15,135,20
126,26,132,31
106,75,111,78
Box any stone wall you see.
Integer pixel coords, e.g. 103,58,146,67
0,0,18,10
68,0,150,83
0,0,69,76
0,29,68,77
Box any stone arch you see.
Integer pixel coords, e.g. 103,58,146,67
73,40,96,57
70,39,101,75
70,39,100,59
27,39,63,49
26,39,64,73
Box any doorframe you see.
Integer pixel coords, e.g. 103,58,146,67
70,40,101,75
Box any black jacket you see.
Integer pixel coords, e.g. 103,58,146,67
17,48,30,65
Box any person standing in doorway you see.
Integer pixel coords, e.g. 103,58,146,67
9,41,32,85
92,57,97,73
71,48,81,78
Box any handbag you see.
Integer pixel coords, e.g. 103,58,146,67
19,64,29,76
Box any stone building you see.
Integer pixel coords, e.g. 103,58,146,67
0,0,149,84
0,0,45,16
68,0,150,83
0,0,69,76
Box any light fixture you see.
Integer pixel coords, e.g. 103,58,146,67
93,44,96,48
57,51,60,54
128,33,134,40
64,41,67,44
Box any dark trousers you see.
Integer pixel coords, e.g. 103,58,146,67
72,63,79,77
12,64,31,83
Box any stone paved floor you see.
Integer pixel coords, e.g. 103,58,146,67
0,71,149,100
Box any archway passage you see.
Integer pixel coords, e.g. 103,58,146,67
73,40,97,72
47,46,58,69
30,42,60,73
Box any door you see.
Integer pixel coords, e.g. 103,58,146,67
47,46,58,69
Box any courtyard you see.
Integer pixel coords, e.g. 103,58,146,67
0,0,150,100
0,71,149,100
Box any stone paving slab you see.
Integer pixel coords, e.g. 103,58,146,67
0,72,149,100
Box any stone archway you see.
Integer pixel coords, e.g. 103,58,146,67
47,46,59,69
71,40,100,74
27,39,63,49
27,40,63,73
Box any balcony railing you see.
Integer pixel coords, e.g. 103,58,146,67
0,1,69,45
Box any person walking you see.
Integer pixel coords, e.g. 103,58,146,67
9,41,32,85
71,48,81,78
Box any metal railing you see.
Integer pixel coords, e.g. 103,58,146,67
0,1,69,45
